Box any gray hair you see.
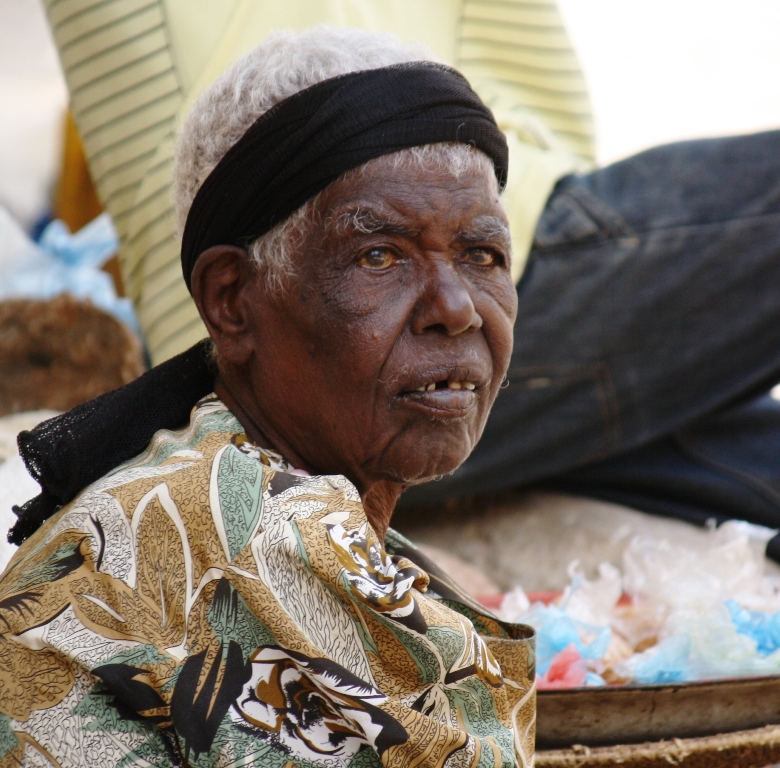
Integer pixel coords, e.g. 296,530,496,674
173,26,497,291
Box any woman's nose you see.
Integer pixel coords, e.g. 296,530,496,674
411,261,483,336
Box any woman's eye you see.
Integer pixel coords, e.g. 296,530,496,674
464,248,498,267
358,248,396,270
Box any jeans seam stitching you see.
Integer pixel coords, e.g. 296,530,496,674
632,209,780,237
674,432,780,509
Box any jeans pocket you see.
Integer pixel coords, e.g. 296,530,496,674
532,176,638,252
496,362,623,474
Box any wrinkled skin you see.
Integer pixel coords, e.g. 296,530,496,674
191,153,517,537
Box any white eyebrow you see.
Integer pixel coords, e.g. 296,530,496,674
456,215,511,245
332,205,419,237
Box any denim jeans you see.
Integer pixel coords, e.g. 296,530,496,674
401,129,780,557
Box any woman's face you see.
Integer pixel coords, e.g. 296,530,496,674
233,154,517,491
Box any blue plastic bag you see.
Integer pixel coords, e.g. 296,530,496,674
0,207,140,335
634,634,692,684
726,600,780,656
523,601,611,677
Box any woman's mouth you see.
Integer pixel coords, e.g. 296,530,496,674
413,380,477,392
398,378,481,418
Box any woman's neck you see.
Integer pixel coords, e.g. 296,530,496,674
214,374,404,540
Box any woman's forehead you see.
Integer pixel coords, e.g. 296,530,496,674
319,160,508,239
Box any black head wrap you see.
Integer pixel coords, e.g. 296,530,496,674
10,62,507,545
181,61,508,289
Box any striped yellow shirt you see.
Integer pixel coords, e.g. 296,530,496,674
44,0,594,365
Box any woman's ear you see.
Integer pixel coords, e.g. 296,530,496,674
190,245,258,365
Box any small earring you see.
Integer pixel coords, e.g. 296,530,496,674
500,376,510,390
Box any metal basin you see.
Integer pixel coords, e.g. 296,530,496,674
537,675,780,749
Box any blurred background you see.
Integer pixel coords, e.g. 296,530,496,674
4,0,780,231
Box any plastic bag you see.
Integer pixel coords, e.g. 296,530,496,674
0,206,139,334
499,520,780,686
726,599,780,655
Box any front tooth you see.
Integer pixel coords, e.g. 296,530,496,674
416,386,426,392
426,383,436,391
464,382,476,390
448,381,462,390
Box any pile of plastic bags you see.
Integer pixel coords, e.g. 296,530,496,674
498,521,780,687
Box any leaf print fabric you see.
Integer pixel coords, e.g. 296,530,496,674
329,522,429,633
233,646,406,764
0,396,535,768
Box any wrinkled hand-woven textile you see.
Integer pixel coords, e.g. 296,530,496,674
0,396,535,768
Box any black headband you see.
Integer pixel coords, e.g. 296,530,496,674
180,62,509,289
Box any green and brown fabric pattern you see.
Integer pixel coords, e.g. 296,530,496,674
0,397,534,768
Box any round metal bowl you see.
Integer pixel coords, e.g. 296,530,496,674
537,675,780,749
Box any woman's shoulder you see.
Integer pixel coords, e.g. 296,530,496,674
22,395,362,570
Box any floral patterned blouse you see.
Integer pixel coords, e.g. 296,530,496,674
0,396,535,768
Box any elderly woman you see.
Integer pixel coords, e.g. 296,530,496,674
0,28,533,768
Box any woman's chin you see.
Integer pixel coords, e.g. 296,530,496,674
378,447,472,487
385,427,481,485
